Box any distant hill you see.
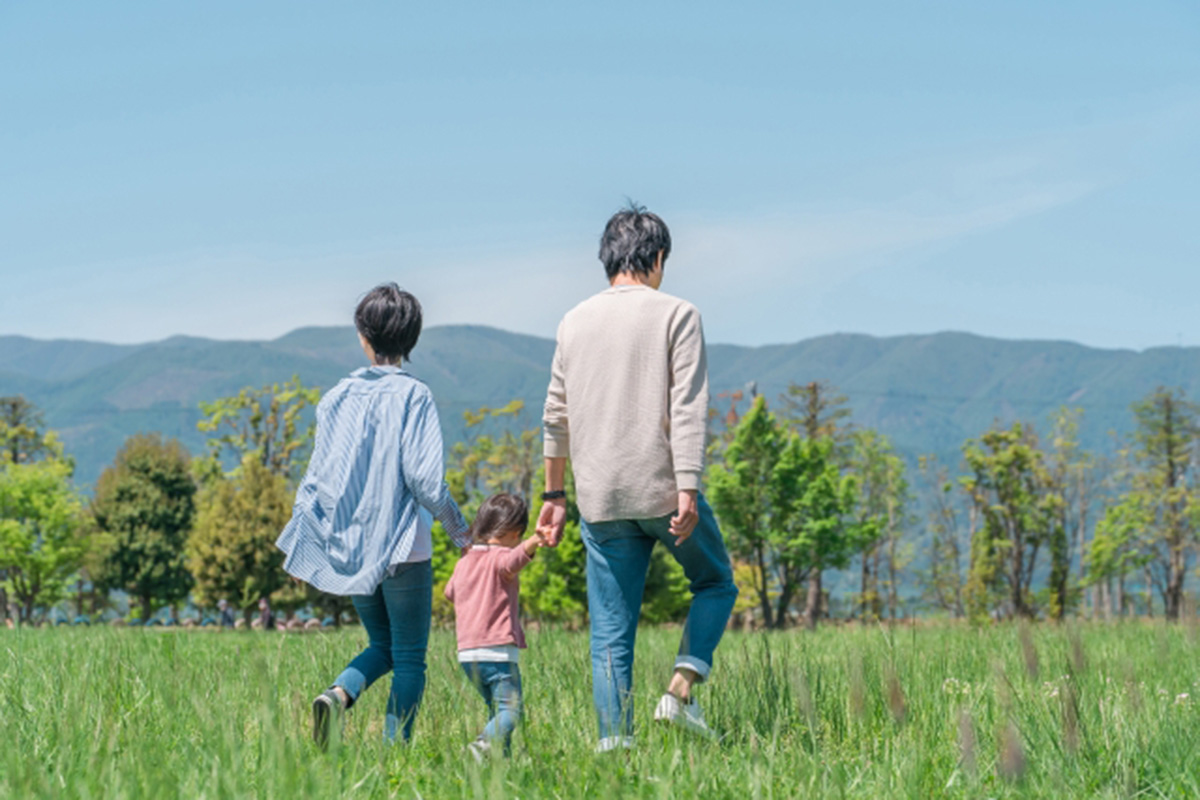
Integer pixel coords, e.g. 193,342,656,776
3,325,1199,488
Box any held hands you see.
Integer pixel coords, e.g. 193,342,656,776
670,490,699,546
536,498,568,547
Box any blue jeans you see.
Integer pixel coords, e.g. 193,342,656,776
581,494,738,742
461,661,523,752
332,560,432,742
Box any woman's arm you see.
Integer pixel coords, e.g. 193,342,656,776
400,388,470,549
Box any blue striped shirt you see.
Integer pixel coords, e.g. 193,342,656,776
275,365,469,595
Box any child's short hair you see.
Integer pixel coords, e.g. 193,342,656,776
355,283,422,364
469,493,529,543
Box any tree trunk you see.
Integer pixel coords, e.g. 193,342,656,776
803,570,822,630
1117,574,1126,618
887,507,899,620
1167,546,1185,620
755,546,773,629
860,550,870,621
142,594,153,625
0,586,7,622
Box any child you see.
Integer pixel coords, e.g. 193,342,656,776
444,493,544,760
275,282,471,748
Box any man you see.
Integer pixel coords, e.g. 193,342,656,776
537,204,738,752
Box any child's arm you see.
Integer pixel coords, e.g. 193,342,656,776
499,534,545,581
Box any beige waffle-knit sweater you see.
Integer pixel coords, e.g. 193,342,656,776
542,285,709,523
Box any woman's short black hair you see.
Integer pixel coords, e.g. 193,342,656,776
355,283,422,364
469,493,530,543
598,202,672,280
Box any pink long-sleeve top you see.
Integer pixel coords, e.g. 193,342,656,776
444,544,534,651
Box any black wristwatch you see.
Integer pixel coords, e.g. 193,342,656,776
541,490,567,501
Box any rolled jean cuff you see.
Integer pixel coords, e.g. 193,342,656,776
674,656,711,682
332,667,368,708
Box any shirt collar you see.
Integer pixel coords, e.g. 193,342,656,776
351,364,407,379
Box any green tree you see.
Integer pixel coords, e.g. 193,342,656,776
708,396,786,627
914,455,966,617
186,453,292,624
774,433,875,629
1115,387,1200,620
1084,496,1150,618
0,396,65,620
196,376,320,481
191,379,319,620
709,396,869,629
962,423,1062,622
782,381,856,627
1045,408,1101,619
0,456,86,622
92,434,196,623
849,429,908,620
0,396,59,465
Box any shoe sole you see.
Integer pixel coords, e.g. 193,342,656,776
312,695,333,750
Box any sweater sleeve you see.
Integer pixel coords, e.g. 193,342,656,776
498,546,534,582
401,388,471,549
667,303,709,492
543,321,570,458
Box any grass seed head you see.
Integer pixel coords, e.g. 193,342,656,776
1019,623,1039,681
1061,682,1080,755
849,652,867,720
957,710,977,776
998,721,1026,782
886,668,907,726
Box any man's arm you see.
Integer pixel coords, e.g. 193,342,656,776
539,326,570,546
667,305,709,544
536,457,568,546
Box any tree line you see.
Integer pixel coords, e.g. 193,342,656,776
1,380,1198,628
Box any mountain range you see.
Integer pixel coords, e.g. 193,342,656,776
3,325,1200,489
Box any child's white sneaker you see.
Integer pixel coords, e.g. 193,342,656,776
466,737,491,764
653,693,719,740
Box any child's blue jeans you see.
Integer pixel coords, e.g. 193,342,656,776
461,661,523,752
331,560,432,742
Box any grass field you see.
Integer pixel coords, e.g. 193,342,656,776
5,623,1200,799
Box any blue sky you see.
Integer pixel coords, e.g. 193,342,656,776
2,2,1197,349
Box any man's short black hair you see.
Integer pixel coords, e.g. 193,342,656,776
354,283,422,364
598,202,672,280
469,493,529,543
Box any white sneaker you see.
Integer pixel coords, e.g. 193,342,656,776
466,737,491,763
595,735,635,753
653,693,719,740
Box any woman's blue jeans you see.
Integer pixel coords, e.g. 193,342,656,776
461,661,523,753
331,559,432,742
581,494,738,742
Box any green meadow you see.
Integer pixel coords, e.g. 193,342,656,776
5,623,1200,799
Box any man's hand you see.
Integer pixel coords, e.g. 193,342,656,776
536,498,568,547
669,490,699,546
